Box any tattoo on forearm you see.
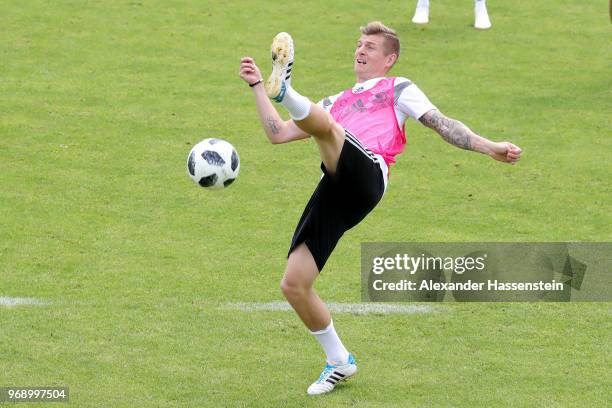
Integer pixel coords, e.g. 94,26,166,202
420,110,474,150
266,115,280,135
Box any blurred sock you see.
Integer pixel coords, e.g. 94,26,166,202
417,0,429,9
281,84,311,121
475,0,492,29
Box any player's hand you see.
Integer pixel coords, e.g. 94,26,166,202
489,141,522,164
239,57,263,86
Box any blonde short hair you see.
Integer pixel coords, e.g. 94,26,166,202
360,21,400,58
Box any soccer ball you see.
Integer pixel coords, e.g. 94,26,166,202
187,138,240,189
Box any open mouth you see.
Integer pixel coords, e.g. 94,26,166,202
356,59,367,65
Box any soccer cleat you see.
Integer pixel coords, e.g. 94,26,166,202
474,0,492,29
307,353,357,396
265,32,294,102
411,6,429,25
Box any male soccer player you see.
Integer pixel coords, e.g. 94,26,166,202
412,0,492,29
239,22,521,395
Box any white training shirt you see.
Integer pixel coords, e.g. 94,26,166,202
317,77,437,192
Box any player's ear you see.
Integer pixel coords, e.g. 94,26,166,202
386,53,398,68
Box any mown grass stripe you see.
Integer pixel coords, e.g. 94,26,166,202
222,301,436,314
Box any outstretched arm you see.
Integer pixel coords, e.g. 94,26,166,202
239,57,309,144
419,109,522,164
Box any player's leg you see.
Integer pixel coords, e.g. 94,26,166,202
280,242,331,331
264,32,345,175
412,0,430,24
281,242,357,395
474,0,492,29
295,107,345,176
282,136,384,395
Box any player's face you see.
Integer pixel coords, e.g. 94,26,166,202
354,34,396,81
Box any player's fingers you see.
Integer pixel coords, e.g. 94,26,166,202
240,57,254,63
508,143,522,154
239,69,255,80
247,64,259,73
240,65,255,74
501,142,518,151
244,59,258,70
241,62,255,71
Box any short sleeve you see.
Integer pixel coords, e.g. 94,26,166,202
394,78,437,121
317,91,343,112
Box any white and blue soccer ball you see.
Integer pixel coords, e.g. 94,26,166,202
187,138,240,189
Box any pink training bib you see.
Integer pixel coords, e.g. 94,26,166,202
330,77,406,166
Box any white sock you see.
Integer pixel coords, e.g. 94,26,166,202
310,320,350,365
280,84,311,121
416,0,429,9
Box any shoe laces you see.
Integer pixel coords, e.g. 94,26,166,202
316,364,336,383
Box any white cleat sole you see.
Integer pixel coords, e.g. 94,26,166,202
265,32,294,101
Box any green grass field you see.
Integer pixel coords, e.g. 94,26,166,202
1,1,611,406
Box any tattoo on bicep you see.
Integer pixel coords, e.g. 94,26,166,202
420,110,473,150
266,115,280,135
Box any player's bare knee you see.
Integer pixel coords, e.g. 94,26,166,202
280,276,307,299
279,279,295,299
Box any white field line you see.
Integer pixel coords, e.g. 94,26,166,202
0,297,51,307
222,301,435,315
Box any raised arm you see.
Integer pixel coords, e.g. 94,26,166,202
239,57,309,144
419,109,522,164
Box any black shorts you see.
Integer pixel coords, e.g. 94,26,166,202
288,130,385,271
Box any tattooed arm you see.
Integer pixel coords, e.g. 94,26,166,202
252,87,310,144
240,57,310,144
419,109,522,164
